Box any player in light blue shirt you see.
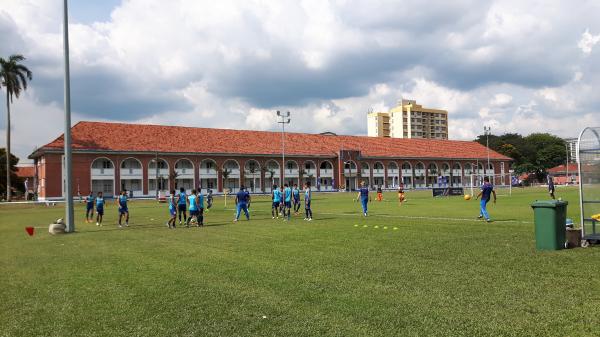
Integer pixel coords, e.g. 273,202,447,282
116,190,129,227
167,189,177,228
187,189,198,227
283,184,292,221
95,191,105,226
271,185,281,219
177,187,188,225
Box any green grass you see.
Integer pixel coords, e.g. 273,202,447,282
1,187,599,337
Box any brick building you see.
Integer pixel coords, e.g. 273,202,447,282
29,121,511,200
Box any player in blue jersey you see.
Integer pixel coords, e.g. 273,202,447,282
187,189,198,227
271,185,281,219
85,192,94,223
197,188,205,226
292,183,301,215
304,182,313,221
95,191,105,226
116,190,129,227
356,181,370,216
167,190,177,228
279,186,285,216
475,177,497,222
283,183,292,221
234,185,250,222
176,187,187,225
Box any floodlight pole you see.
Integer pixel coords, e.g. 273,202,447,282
277,111,290,186
63,0,74,233
484,126,491,181
565,142,569,185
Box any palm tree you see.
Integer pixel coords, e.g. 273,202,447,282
1,55,32,201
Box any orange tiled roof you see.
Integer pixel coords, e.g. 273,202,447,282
548,164,578,173
16,165,35,178
33,121,511,161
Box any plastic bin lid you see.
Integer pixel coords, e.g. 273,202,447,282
531,200,568,208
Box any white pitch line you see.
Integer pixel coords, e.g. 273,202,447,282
221,208,532,224
318,212,532,224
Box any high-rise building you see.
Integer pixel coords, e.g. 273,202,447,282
367,99,448,139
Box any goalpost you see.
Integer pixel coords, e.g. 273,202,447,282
466,173,513,197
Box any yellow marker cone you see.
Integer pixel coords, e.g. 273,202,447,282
374,225,379,229
393,227,398,230
383,226,388,230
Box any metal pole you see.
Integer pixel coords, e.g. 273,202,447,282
282,120,285,185
565,142,569,185
277,111,290,186
63,0,74,232
155,151,159,200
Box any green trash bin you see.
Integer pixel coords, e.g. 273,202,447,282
531,200,568,250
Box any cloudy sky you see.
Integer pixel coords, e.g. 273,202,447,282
1,0,600,163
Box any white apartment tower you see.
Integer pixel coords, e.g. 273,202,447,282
367,99,448,139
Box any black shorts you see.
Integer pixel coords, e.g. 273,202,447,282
178,204,186,212
272,201,280,208
190,209,199,216
285,201,292,208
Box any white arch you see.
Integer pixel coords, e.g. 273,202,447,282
90,157,115,196
200,158,217,169
223,159,240,170
285,160,299,170
148,158,169,170
120,157,142,169
303,160,316,170
319,160,333,169
148,158,170,194
452,162,462,170
91,157,115,169
244,159,261,172
344,160,357,170
374,161,384,170
175,158,194,169
266,159,280,170
415,162,425,170
427,162,438,171
401,161,412,170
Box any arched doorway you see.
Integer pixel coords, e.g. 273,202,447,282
120,158,142,196
91,157,115,196
148,158,169,196
244,160,261,193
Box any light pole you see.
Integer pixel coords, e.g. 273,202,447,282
565,142,569,185
484,126,491,181
63,0,74,232
277,111,290,185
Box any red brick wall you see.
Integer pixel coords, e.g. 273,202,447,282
34,151,511,198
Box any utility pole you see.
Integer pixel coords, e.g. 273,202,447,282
63,0,74,232
277,111,290,186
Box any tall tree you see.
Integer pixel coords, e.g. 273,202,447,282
1,55,32,201
0,148,21,199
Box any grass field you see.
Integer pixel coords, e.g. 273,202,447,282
1,186,599,337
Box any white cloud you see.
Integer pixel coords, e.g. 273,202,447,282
578,29,600,55
489,93,512,107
